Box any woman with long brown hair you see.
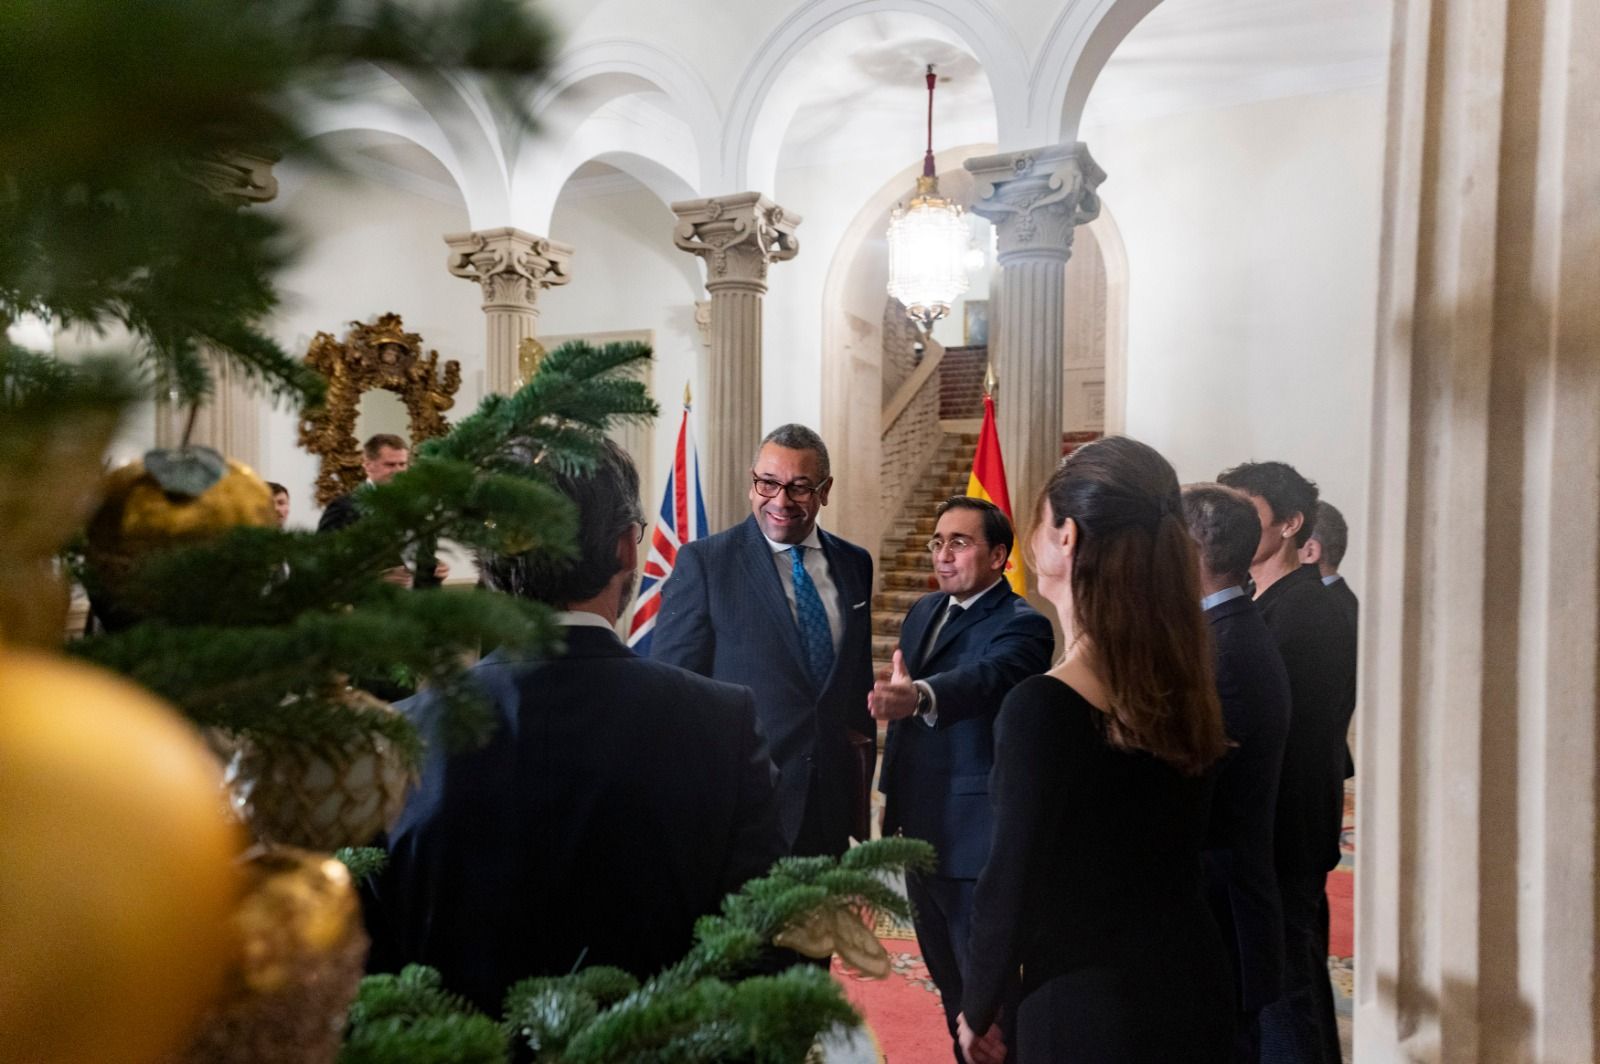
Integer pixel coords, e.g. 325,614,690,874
958,436,1235,1064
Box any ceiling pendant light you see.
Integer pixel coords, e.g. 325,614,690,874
886,64,968,333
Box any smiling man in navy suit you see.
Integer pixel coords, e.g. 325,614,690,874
652,423,876,858
870,495,1053,1060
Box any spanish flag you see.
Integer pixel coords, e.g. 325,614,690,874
966,392,1026,594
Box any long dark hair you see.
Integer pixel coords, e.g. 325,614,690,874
1040,436,1226,775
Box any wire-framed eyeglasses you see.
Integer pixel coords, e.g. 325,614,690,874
927,535,980,555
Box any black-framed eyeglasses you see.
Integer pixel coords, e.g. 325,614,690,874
752,475,827,501
634,521,646,544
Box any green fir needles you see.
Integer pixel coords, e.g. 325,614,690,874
74,341,658,766
342,838,936,1063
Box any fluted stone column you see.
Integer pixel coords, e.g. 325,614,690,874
671,193,800,530
1357,0,1599,1059
154,356,261,470
965,144,1105,543
444,227,573,396
154,152,280,468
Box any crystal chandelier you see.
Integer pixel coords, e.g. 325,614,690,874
887,65,969,332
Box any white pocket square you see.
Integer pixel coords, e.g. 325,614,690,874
852,600,868,610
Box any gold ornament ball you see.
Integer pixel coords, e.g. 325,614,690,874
90,456,275,552
0,646,243,1064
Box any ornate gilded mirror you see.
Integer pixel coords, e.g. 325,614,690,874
298,313,462,506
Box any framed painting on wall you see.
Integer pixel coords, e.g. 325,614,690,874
964,300,989,346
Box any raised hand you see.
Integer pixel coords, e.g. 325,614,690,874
868,649,918,721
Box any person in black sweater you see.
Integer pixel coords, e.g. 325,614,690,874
1218,462,1357,1064
1184,483,1294,1062
958,436,1235,1064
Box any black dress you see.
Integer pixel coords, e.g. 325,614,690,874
962,675,1235,1063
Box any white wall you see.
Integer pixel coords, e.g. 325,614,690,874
259,161,482,530
540,180,706,521
1086,87,1385,593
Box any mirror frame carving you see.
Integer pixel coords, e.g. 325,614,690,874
298,312,462,506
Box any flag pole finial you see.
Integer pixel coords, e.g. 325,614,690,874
684,380,692,408
983,361,997,397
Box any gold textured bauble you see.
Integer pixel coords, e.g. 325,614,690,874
85,457,276,618
224,687,416,851
0,647,242,1064
165,847,368,1064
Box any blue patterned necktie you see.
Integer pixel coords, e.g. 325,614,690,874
788,546,835,687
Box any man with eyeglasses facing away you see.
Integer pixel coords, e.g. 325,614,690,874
652,424,876,859
870,495,1053,1062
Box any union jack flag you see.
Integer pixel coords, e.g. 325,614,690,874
626,390,708,653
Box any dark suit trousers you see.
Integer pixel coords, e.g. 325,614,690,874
907,869,977,1062
1259,871,1340,1064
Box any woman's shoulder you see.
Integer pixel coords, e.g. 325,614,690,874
1001,673,1100,726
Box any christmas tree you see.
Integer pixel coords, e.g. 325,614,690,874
0,3,926,1061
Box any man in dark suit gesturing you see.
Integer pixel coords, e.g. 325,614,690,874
869,495,1052,1060
364,441,786,1013
1183,483,1293,1062
652,423,875,858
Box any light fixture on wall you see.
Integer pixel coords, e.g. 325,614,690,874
886,64,968,333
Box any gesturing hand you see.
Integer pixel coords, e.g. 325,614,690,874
957,1013,1007,1064
867,649,918,721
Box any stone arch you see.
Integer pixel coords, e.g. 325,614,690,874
299,68,510,226
512,43,718,233
817,144,989,551
723,0,1029,193
531,39,721,184
1031,0,1165,142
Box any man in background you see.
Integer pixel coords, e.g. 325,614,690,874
364,440,785,1013
1183,483,1293,1063
652,423,875,859
1300,501,1357,629
317,433,444,587
1217,460,1356,1064
871,495,1052,1061
267,481,290,528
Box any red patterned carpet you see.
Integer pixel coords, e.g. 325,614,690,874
839,783,1357,1061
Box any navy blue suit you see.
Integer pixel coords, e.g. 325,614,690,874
1203,592,1293,1059
651,516,875,855
362,627,787,1015
879,580,1053,1053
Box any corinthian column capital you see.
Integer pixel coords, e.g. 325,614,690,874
671,193,800,292
444,227,574,310
964,143,1105,260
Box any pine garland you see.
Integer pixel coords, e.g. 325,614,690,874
342,838,937,1063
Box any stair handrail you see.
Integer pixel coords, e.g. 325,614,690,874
881,337,946,437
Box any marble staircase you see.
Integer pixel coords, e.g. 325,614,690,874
871,430,979,673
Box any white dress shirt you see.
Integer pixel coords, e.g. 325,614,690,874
762,527,843,655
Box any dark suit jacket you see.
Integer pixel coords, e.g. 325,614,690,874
316,491,362,533
1325,574,1359,779
1256,564,1358,877
650,516,874,853
1325,574,1359,631
880,581,1053,878
317,485,441,588
362,626,787,1014
1202,592,1292,1013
